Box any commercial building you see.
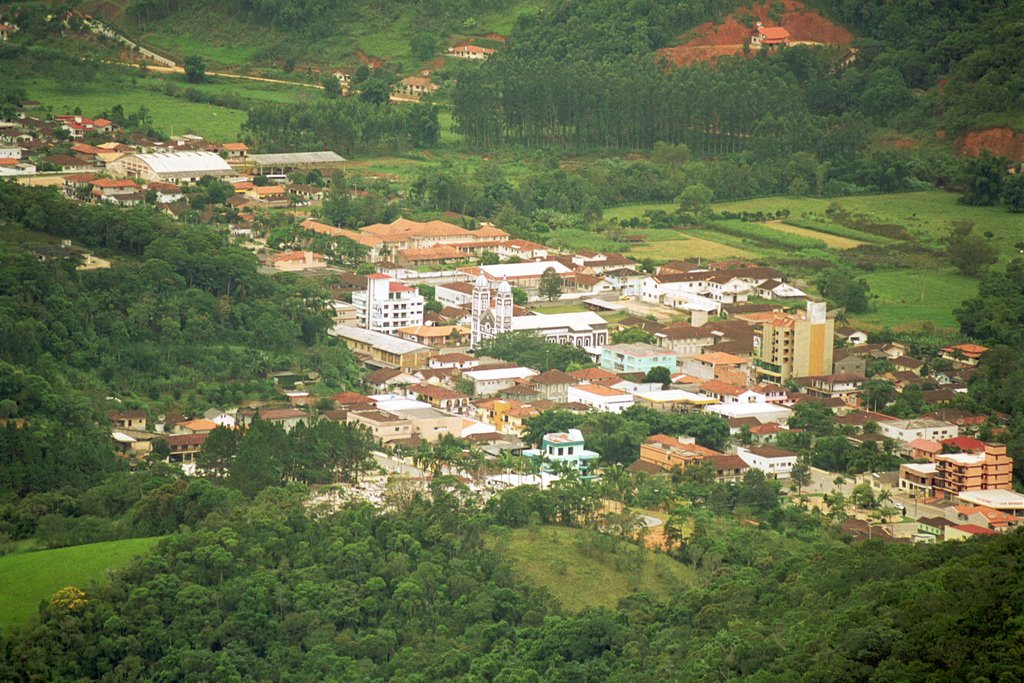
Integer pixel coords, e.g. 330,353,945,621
680,351,750,385
523,429,600,478
877,418,959,445
328,325,434,372
956,489,1024,517
899,462,939,497
463,366,538,396
107,151,234,183
737,445,798,479
638,434,721,472
346,409,414,444
751,301,834,383
249,151,346,175
353,274,425,334
464,261,573,293
634,389,717,412
600,343,678,375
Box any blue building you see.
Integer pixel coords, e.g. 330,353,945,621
600,342,678,374
523,429,600,479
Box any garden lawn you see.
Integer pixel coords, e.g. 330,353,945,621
494,526,697,611
0,537,162,631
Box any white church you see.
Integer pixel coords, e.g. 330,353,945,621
470,273,609,350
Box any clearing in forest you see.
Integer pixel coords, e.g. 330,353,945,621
0,537,162,631
493,526,697,611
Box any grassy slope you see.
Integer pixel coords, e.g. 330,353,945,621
11,62,314,140
493,526,697,611
114,0,555,70
0,537,162,631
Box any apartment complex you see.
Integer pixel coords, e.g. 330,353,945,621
353,274,425,333
752,301,834,383
599,343,678,374
934,444,1013,499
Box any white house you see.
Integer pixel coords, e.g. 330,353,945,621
877,418,959,445
463,367,538,396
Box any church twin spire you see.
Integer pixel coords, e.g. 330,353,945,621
470,273,513,349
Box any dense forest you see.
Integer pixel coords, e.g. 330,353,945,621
0,182,363,503
452,0,1024,146
2,474,1023,682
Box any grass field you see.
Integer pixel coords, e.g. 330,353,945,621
849,267,978,331
19,73,249,140
0,537,162,631
629,234,760,260
493,526,697,611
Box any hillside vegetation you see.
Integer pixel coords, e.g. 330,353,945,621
0,537,162,630
493,525,697,611
92,0,556,69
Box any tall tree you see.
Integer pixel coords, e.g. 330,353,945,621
539,267,563,301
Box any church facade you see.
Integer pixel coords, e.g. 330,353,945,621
470,274,609,350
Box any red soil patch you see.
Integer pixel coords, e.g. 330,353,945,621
355,50,385,69
878,136,918,150
958,128,1024,162
657,0,853,67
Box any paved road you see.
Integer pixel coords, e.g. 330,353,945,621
808,467,950,519
372,451,427,477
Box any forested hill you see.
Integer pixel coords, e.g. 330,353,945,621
3,486,1024,681
452,0,1024,149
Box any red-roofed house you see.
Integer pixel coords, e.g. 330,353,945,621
941,343,989,366
945,524,998,540
269,251,327,271
751,24,790,47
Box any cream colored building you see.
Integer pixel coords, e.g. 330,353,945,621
751,302,834,383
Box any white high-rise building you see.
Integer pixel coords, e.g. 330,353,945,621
354,274,425,334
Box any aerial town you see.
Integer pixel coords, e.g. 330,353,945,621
2,0,1024,677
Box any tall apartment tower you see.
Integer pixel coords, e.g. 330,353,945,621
753,301,834,383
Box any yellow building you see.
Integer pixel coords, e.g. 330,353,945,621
751,302,834,383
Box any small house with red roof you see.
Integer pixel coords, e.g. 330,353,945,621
941,343,989,366
269,251,327,271
750,23,790,48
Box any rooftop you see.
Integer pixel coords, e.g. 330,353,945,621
329,325,432,356
957,489,1024,510
250,151,346,165
131,151,233,174
604,342,671,358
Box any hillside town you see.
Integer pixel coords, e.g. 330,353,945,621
2,94,1020,546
